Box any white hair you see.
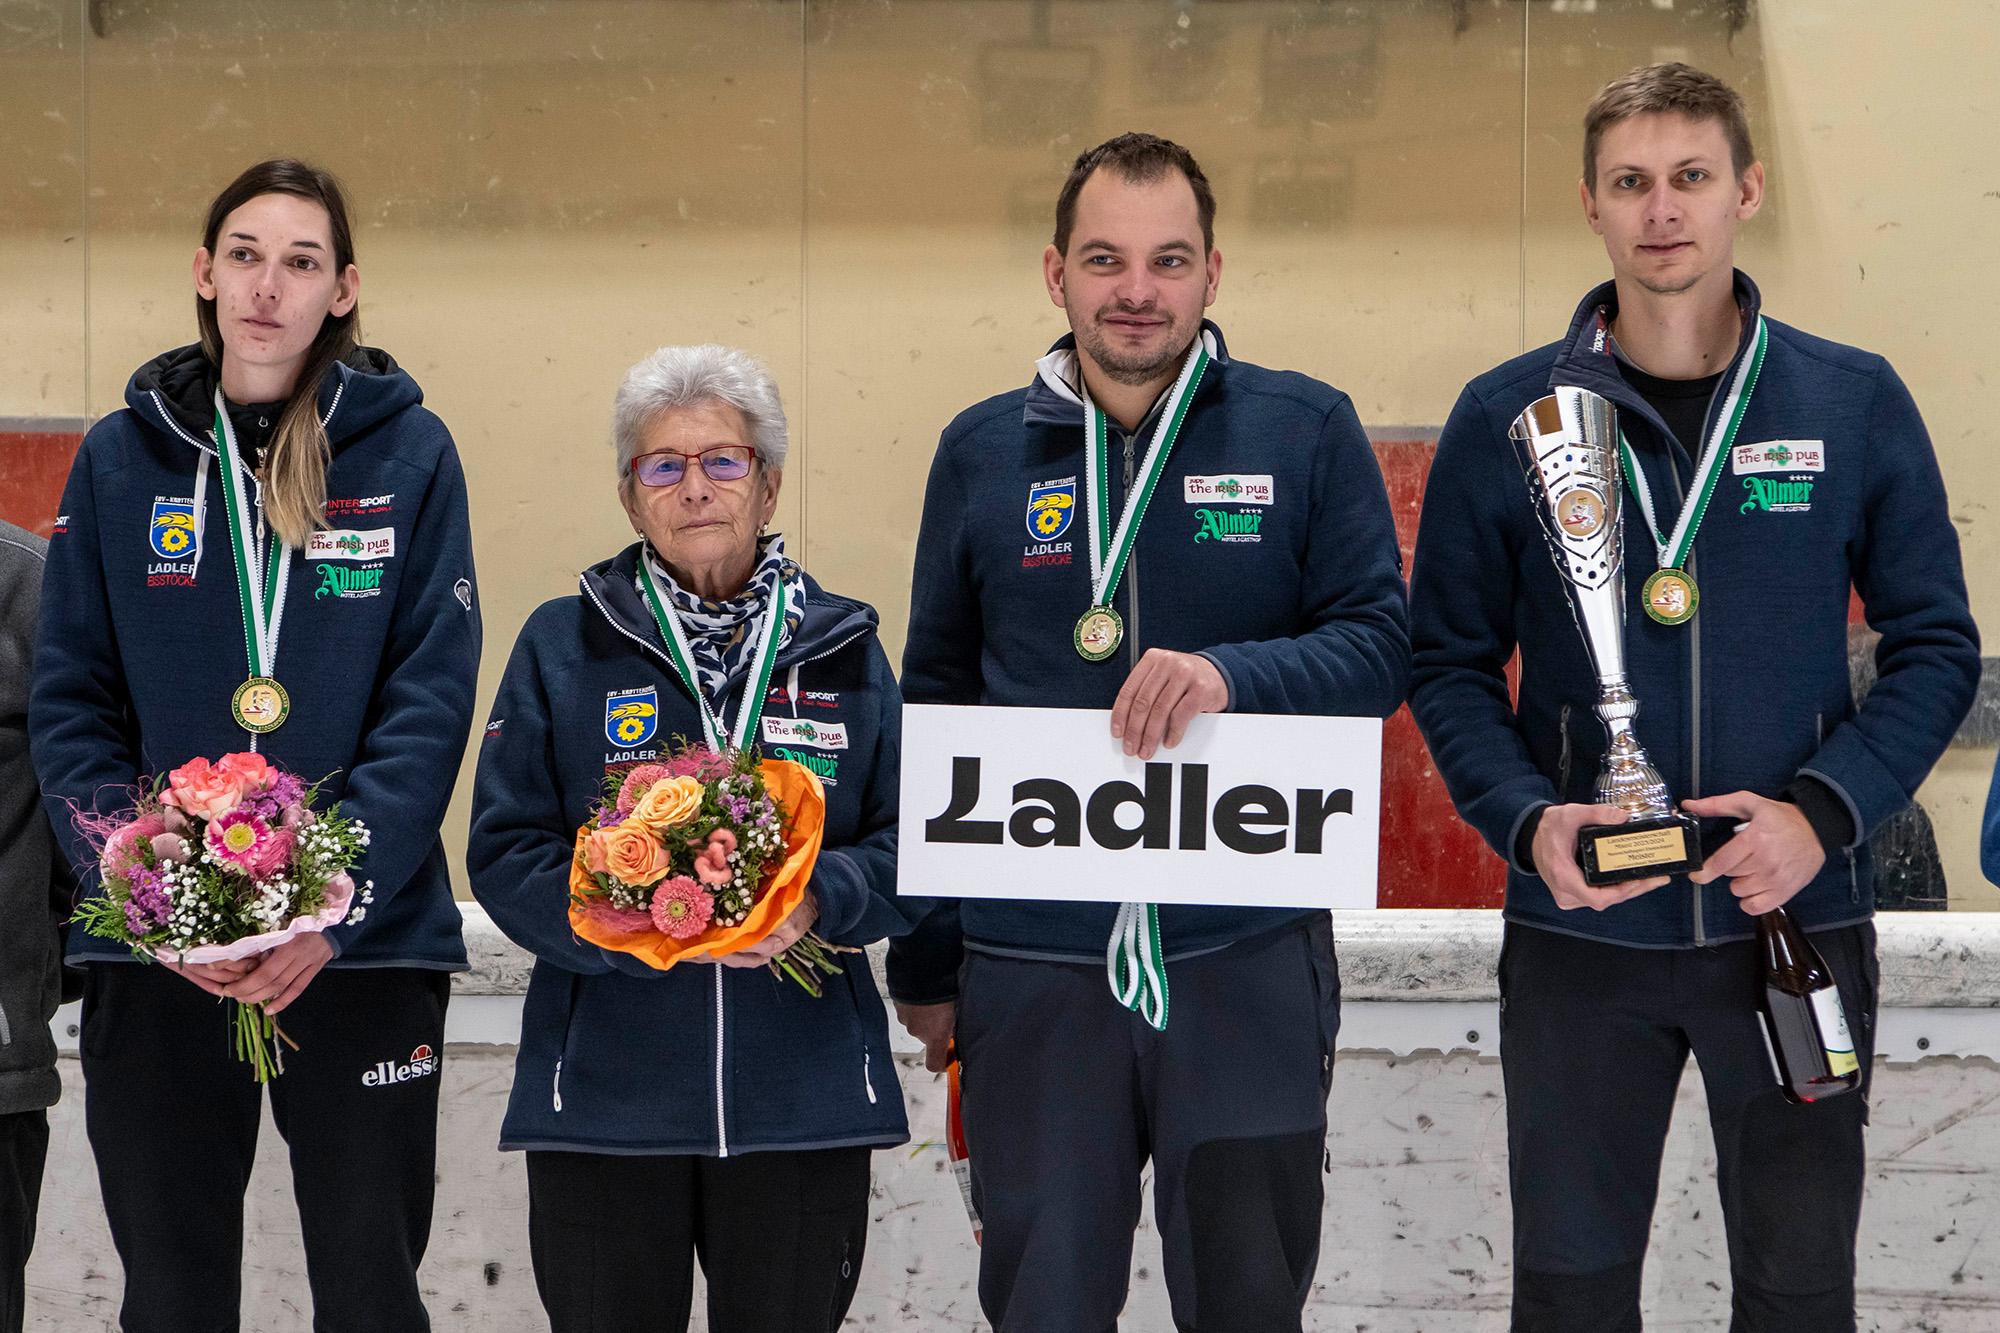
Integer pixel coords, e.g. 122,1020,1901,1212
612,344,788,479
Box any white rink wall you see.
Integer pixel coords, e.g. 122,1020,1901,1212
27,910,2000,1331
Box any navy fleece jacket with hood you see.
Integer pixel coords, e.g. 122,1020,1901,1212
1409,274,1980,948
888,322,1410,1004
32,344,481,969
467,549,915,1155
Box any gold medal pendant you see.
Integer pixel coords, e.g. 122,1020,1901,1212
1642,568,1699,626
232,676,291,734
1074,606,1124,662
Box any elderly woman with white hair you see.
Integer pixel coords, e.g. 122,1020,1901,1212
468,345,917,1333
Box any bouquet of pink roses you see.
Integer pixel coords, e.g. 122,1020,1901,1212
568,741,849,995
73,752,372,1081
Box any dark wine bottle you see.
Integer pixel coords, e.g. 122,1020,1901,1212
1755,908,1860,1104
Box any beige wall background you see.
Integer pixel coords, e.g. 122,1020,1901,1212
4,0,1995,902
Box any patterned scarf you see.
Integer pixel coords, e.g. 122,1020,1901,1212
640,533,804,712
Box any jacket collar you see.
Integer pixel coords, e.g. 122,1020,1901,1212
125,342,421,457
579,543,878,691
1023,319,1229,428
1548,270,1763,462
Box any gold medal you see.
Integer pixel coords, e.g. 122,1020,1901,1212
1642,568,1699,626
232,676,290,734
1074,606,1124,662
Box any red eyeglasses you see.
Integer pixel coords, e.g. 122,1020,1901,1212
630,445,755,488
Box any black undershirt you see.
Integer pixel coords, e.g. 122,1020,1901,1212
1616,358,1722,456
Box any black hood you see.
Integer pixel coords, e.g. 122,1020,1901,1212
125,343,420,454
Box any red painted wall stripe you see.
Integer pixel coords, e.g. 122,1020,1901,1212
1373,437,1509,908
0,430,82,539
1,425,1506,907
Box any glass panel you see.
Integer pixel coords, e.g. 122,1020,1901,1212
0,0,88,537
802,0,1525,659
83,0,807,892
1521,0,1773,336
801,0,1527,913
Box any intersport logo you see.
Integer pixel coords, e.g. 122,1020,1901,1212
363,1044,439,1087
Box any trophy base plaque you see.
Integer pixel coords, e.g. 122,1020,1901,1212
1577,812,1705,886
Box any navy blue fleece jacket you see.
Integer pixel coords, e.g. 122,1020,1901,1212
1409,274,1979,947
888,322,1410,1003
32,344,480,969
468,549,914,1155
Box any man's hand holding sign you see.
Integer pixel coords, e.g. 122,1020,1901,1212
1110,648,1229,759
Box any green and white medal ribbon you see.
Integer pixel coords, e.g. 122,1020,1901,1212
1074,338,1211,664
1108,900,1168,1030
636,556,789,752
212,389,293,740
1617,315,1768,627
1075,336,1211,1032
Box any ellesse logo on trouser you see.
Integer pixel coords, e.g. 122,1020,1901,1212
362,1044,439,1087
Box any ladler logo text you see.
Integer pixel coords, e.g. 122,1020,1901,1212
924,757,1351,854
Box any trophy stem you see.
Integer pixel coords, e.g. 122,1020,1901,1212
1510,389,1703,885
1594,675,1673,819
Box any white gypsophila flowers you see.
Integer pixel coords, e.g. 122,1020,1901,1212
247,879,292,931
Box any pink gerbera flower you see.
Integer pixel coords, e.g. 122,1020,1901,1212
615,764,672,815
204,810,292,879
649,875,714,939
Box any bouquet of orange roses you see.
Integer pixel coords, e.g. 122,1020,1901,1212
567,741,847,994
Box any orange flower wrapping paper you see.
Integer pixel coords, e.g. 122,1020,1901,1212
569,759,826,971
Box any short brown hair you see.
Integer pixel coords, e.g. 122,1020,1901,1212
1583,63,1755,190
1053,133,1216,256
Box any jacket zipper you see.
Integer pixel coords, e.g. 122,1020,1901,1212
1658,447,1705,947
582,576,860,1159
551,973,583,1111
863,1048,877,1104
1683,367,1733,945
714,965,729,1156
1123,432,1140,670
1818,712,1860,905
1557,703,1573,800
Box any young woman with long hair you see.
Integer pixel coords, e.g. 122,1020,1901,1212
29,159,481,1331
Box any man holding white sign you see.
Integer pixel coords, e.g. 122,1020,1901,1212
889,133,1409,1333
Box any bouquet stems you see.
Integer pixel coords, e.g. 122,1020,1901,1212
231,1000,296,1083
769,932,863,998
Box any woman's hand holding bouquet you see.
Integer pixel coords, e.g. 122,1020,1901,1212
74,752,373,1081
569,742,848,994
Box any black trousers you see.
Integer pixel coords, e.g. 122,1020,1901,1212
526,1145,872,1333
956,915,1339,1333
1500,920,1877,1333
0,1109,47,1333
81,961,450,1333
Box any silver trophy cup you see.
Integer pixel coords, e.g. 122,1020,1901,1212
1509,389,1703,885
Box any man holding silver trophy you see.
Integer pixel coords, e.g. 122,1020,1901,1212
1409,64,1979,1331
